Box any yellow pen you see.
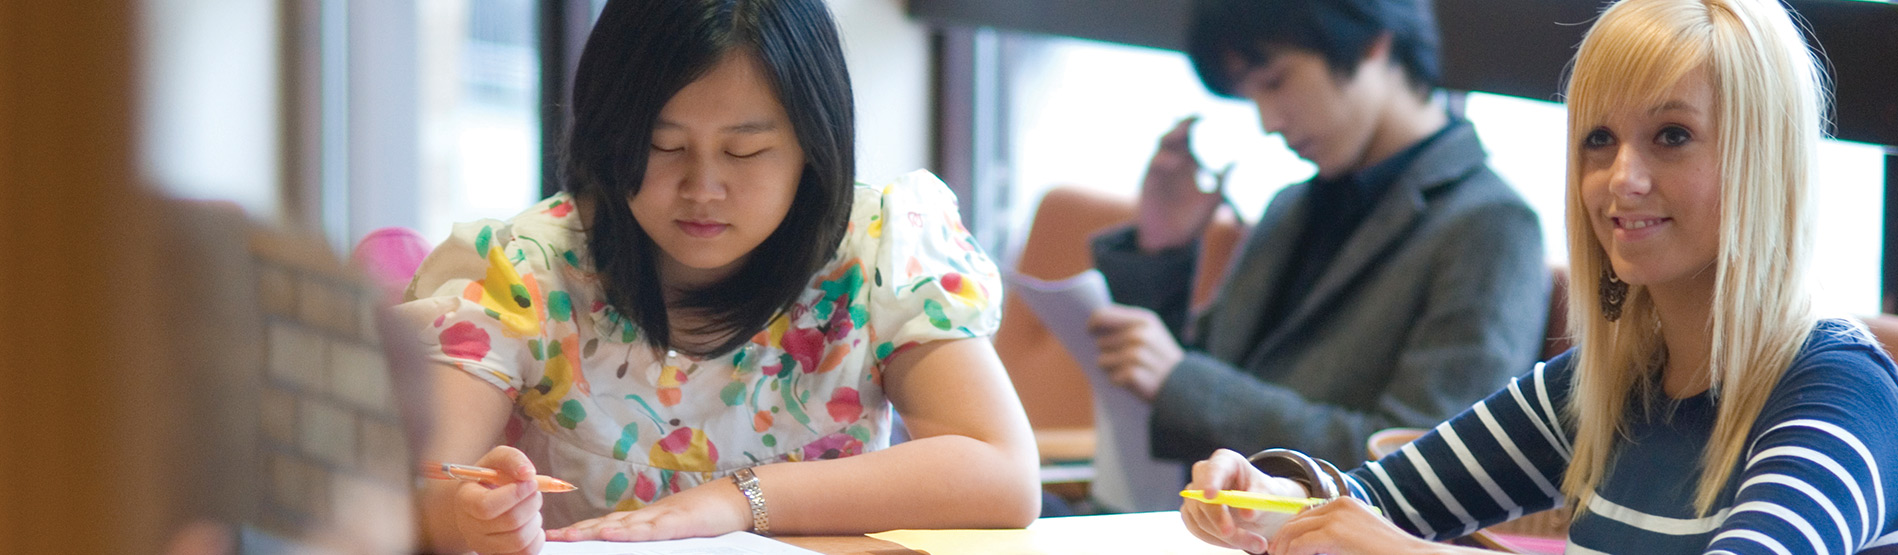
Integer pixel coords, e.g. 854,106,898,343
1180,490,1382,515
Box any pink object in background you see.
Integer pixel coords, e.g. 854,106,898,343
350,227,433,301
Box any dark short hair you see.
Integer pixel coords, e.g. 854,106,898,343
1186,0,1442,99
563,0,855,357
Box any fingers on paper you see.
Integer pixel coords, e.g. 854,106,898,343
553,509,698,543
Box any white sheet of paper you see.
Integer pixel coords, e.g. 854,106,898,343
1007,270,1186,512
538,532,821,555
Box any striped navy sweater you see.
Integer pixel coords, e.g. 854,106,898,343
1340,319,1898,553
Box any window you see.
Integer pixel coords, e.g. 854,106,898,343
416,0,543,242
1000,35,1886,315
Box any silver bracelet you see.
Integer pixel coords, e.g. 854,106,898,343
732,467,770,535
1246,448,1348,499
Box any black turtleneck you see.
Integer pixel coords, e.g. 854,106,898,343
1248,122,1456,345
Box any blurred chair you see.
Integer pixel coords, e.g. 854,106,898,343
1857,313,1898,360
1541,265,1572,360
350,226,434,302
993,186,1244,457
1368,428,1569,554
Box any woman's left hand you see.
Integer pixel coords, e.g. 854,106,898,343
1267,496,1438,555
544,476,751,542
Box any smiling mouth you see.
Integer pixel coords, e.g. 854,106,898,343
1614,217,1669,230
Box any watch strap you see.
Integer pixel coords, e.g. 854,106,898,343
732,466,770,535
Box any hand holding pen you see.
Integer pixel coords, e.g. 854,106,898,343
435,446,555,555
423,461,577,493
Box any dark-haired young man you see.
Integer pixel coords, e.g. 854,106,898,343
1087,0,1550,472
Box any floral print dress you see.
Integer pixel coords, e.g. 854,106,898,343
396,170,1002,526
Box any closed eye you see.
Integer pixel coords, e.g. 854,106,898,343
728,149,768,159
652,144,683,153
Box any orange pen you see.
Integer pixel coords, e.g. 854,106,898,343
421,461,577,493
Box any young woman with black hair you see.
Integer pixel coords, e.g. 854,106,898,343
400,1,1038,552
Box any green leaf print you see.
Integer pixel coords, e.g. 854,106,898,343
719,381,746,407
749,379,769,411
612,423,639,460
762,433,777,448
548,290,573,322
923,299,953,330
605,472,628,504
563,250,581,268
849,305,868,329
475,226,493,255
509,283,532,309
813,265,864,322
780,381,813,429
519,236,553,268
876,342,895,360
529,339,544,361
625,394,666,429
846,424,872,444
547,339,563,359
732,347,748,367
556,399,586,429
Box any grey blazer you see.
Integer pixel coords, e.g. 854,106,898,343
1092,121,1550,465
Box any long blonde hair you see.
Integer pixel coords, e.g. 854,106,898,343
1560,0,1827,515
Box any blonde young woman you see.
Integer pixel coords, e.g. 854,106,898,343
1180,0,1898,553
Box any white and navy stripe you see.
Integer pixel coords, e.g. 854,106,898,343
1338,320,1898,554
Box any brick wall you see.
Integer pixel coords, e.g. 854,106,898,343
249,227,419,550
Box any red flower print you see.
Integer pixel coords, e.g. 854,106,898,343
545,201,574,218
440,321,492,361
801,433,865,461
633,472,657,502
782,326,825,372
825,297,854,341
826,387,862,423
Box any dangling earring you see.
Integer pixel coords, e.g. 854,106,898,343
1599,266,1628,322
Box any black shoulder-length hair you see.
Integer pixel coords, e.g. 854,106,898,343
563,0,855,358
1185,0,1442,99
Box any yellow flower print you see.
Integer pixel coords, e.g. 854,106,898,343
752,312,792,350
460,246,541,339
648,427,718,472
939,272,987,308
521,334,585,428
656,363,687,407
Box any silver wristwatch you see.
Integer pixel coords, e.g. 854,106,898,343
732,466,770,535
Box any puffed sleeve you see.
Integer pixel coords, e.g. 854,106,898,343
393,220,551,396
862,170,1004,364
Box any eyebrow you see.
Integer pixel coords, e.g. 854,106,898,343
1649,100,1702,116
653,119,780,134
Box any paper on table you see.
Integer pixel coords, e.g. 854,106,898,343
1007,270,1186,512
868,511,1243,555
539,532,821,555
